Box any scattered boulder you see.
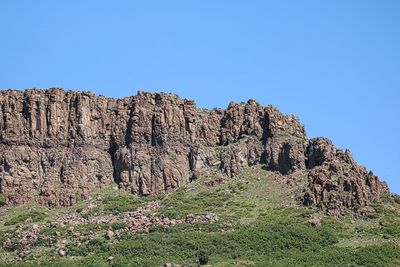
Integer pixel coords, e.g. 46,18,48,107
105,229,115,240
58,249,67,257
308,216,321,227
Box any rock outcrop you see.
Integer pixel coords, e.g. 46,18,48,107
303,138,389,215
0,88,389,214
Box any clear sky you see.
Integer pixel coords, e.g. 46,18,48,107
0,1,399,193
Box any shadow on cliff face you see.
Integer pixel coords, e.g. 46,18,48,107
109,136,121,185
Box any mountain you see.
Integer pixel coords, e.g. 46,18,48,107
0,89,398,266
0,88,389,214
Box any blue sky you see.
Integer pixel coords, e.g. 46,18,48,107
0,1,399,193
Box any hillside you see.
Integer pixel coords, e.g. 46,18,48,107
0,165,399,266
0,88,398,266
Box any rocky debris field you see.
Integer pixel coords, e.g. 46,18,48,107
1,198,218,261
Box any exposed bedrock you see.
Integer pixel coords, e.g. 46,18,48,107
0,89,389,214
303,138,389,215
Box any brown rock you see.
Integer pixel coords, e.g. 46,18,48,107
105,229,115,240
303,144,389,215
0,88,390,215
308,216,321,227
2,237,12,249
58,249,67,257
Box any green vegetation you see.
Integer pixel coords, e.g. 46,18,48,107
0,193,5,207
4,209,48,226
393,194,400,205
0,165,399,266
101,192,157,214
355,204,400,240
157,187,231,218
110,221,128,231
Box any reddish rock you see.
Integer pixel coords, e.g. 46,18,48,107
0,88,390,214
308,216,321,227
303,140,389,215
58,249,67,257
105,229,115,240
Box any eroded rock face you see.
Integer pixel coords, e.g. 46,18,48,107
0,88,390,214
303,138,389,215
0,145,112,206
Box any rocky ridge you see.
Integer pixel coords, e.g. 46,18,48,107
0,88,389,215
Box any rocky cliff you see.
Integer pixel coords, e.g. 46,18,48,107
0,88,389,215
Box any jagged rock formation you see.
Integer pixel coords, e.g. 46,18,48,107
0,89,389,214
303,138,389,215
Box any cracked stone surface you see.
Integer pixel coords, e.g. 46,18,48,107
0,88,389,214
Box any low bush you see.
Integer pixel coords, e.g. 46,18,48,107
0,193,6,207
111,221,128,231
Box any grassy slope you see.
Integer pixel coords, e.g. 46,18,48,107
0,165,399,267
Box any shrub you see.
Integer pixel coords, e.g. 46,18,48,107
149,224,168,233
67,238,109,257
111,221,128,231
392,194,400,205
0,193,6,207
197,249,210,265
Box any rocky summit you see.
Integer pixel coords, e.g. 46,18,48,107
0,88,389,216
